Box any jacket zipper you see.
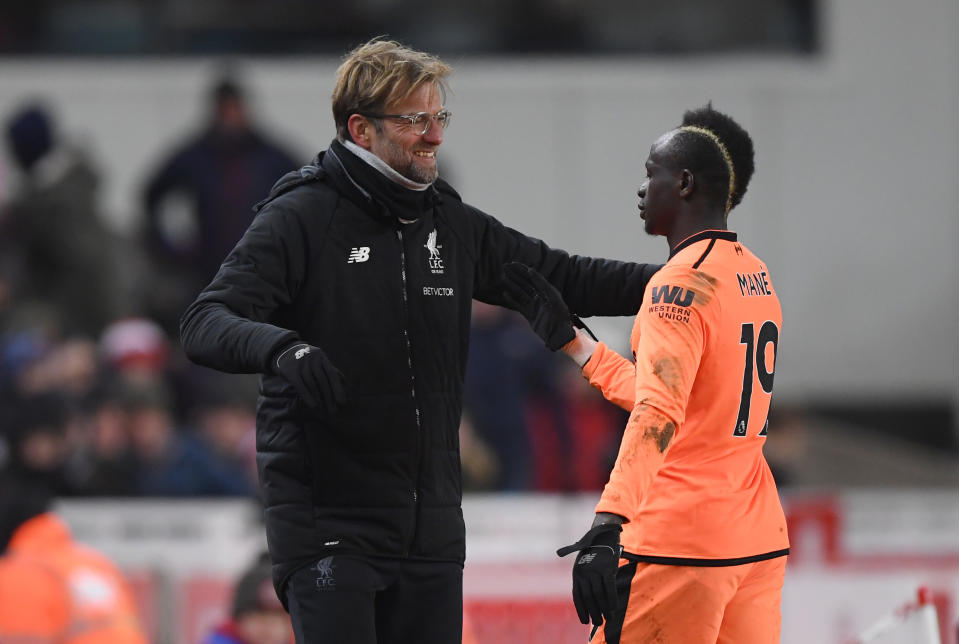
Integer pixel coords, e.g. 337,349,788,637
396,228,423,556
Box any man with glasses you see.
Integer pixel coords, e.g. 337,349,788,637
181,37,660,643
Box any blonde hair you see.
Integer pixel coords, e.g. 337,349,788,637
679,125,736,217
332,37,452,140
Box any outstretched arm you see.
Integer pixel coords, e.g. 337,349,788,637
500,262,636,410
470,208,662,316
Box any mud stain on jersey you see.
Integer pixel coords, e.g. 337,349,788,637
690,271,718,306
643,421,675,453
652,355,683,397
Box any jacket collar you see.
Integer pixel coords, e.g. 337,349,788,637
323,140,438,223
321,146,386,221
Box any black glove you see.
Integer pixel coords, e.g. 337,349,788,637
556,523,622,627
273,342,346,411
501,262,577,351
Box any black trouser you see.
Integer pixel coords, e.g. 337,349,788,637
285,554,464,644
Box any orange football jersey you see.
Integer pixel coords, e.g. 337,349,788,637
585,230,788,563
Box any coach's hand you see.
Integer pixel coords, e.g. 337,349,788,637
556,522,622,627
501,262,576,351
273,342,346,412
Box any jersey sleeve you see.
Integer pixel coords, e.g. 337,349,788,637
596,266,713,520
582,340,636,411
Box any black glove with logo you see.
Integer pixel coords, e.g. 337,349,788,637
556,523,623,627
273,342,346,412
501,262,578,351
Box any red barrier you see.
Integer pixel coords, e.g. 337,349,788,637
465,599,589,644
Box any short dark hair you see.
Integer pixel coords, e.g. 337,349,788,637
672,104,755,214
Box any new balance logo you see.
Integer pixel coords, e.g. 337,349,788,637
577,553,597,565
348,247,370,263
651,285,695,307
294,346,310,360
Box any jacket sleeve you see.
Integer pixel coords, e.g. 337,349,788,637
179,202,305,374
467,206,661,316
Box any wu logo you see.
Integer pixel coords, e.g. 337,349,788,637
651,285,695,307
347,247,370,263
425,229,445,274
314,556,336,591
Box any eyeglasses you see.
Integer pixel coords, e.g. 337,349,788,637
360,109,452,136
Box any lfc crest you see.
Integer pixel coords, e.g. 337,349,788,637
425,229,444,274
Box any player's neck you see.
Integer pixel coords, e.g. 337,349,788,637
666,211,727,251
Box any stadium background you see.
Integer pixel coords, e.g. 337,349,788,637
0,0,957,641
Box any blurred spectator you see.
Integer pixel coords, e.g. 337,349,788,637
0,327,52,393
2,390,83,496
0,323,99,398
0,314,262,498
1,103,126,336
202,553,293,644
191,375,260,493
141,74,300,333
99,317,170,385
72,381,138,496
122,381,255,497
0,473,148,642
464,301,575,490
99,315,213,422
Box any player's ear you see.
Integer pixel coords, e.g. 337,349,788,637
678,169,694,198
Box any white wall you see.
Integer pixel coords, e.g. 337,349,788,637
1,0,956,408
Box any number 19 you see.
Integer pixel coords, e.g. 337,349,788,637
733,321,779,437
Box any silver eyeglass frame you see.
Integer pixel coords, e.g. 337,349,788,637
359,109,452,136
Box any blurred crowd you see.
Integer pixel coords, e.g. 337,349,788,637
0,74,639,500
0,76,292,499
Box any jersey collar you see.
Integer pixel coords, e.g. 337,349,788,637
669,229,738,259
